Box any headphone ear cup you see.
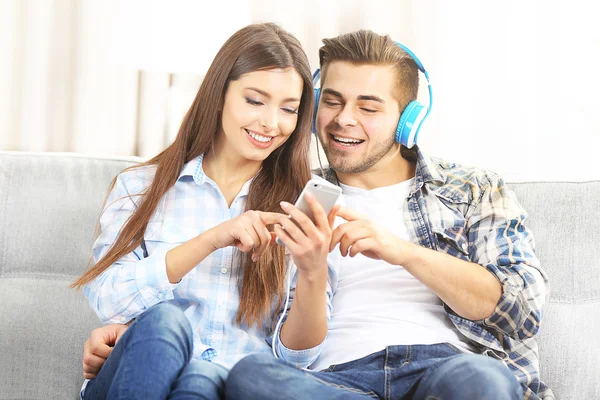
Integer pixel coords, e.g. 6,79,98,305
396,101,427,148
312,88,321,134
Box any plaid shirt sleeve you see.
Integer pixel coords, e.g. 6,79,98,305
467,173,549,340
83,173,179,324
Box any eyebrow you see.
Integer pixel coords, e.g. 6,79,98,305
246,87,300,103
322,88,385,104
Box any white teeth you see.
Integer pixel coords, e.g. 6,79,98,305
333,135,362,144
246,129,273,143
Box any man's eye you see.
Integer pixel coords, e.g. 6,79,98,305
246,98,263,106
361,108,377,113
324,101,341,107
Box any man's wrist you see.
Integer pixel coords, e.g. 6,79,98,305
393,239,419,267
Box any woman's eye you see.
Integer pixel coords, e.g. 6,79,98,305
246,98,263,106
281,108,298,115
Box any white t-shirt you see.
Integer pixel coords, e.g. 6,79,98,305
311,178,476,371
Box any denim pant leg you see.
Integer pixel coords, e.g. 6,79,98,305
413,353,523,400
84,302,195,400
315,344,522,400
225,353,377,400
169,359,228,400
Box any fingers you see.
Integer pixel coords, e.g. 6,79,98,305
280,201,318,242
251,218,272,260
83,352,107,377
338,226,372,256
237,211,287,256
84,371,99,380
349,238,377,257
234,229,256,253
260,209,317,250
82,324,127,379
274,215,306,247
89,329,115,359
83,338,111,379
258,211,288,226
233,211,262,253
330,223,349,252
273,223,300,253
336,206,365,222
89,338,112,360
328,205,340,229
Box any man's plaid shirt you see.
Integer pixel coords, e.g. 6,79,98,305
319,148,553,400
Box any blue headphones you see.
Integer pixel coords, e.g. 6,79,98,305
311,42,432,149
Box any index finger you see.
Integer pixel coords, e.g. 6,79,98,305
90,340,112,359
90,331,114,359
336,206,365,222
258,211,287,226
328,205,341,229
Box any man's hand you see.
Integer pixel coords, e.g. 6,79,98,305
330,206,411,265
83,324,128,379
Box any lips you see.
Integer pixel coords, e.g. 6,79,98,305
245,128,275,149
330,133,365,146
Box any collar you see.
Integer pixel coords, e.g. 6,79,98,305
413,146,444,185
179,153,253,197
178,154,206,185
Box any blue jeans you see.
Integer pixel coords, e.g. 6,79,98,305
84,303,228,400
225,343,524,400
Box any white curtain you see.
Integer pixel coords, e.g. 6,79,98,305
1,0,599,181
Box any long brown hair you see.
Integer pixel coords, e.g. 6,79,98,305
72,23,313,327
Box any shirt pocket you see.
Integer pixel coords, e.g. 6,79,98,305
432,221,470,260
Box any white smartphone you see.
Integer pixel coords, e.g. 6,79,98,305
275,178,342,246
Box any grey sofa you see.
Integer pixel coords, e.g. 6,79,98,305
0,151,599,399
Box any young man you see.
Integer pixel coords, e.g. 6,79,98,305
224,31,551,400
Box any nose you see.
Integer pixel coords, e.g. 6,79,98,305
334,104,358,127
260,107,278,132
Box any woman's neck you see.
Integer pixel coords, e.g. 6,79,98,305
202,148,261,207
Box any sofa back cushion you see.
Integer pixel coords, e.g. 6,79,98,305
0,152,138,399
510,181,600,400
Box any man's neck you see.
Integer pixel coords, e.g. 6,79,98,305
336,151,416,191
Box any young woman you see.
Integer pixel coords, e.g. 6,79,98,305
72,23,336,400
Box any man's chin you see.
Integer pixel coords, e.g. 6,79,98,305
328,158,363,174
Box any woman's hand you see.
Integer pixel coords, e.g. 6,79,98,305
205,210,285,261
275,192,339,278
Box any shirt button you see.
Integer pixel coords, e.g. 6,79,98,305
220,267,228,274
157,292,164,300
